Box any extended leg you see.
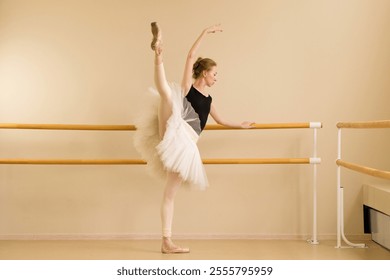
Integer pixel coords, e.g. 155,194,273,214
151,22,173,138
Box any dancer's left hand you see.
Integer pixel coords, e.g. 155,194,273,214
241,121,255,129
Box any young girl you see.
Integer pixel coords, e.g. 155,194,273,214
134,23,253,254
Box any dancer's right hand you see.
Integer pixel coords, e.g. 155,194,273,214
205,24,223,34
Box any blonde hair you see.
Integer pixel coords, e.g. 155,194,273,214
192,57,217,79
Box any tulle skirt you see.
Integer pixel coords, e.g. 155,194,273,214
133,83,209,190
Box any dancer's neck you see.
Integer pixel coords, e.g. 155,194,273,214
192,80,207,96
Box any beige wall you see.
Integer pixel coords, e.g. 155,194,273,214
1,0,389,240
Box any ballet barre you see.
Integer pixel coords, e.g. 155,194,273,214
0,157,320,165
0,121,322,244
0,122,322,130
337,120,390,129
336,160,390,180
336,120,390,248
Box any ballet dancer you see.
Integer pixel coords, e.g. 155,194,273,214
135,22,253,254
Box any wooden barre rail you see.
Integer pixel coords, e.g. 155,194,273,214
336,160,390,180
0,122,322,131
337,120,390,129
0,158,316,165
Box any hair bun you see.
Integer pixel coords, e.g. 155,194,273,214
193,57,203,70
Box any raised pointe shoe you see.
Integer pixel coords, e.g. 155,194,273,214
150,22,162,51
161,240,190,254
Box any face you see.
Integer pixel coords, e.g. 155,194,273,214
203,66,218,87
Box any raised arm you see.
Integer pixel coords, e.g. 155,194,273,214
181,24,223,94
210,104,255,129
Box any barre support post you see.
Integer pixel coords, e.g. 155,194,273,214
308,127,319,244
336,128,342,248
340,187,367,248
336,127,367,248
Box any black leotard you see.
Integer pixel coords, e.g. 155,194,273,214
184,85,212,134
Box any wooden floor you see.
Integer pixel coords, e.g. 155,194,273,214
0,239,389,260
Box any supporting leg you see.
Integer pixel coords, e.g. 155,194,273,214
160,172,189,254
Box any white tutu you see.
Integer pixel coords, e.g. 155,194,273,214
133,83,209,190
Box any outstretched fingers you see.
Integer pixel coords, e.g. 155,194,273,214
206,23,223,34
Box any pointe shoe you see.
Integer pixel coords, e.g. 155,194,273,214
150,22,162,51
161,239,190,254
161,245,190,254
